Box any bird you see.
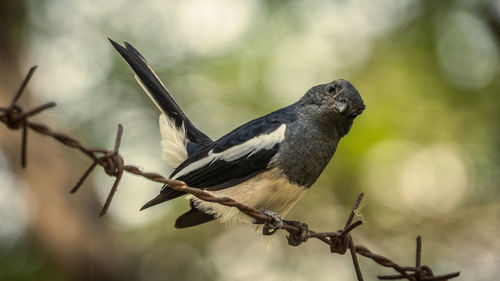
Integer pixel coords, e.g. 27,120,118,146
109,38,365,229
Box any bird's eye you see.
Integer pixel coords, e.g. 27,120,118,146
327,85,336,93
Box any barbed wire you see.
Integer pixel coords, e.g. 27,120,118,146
1,66,460,281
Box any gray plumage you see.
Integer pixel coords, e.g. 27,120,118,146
276,81,364,187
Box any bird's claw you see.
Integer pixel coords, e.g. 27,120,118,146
259,210,309,245
284,220,309,246
260,209,283,236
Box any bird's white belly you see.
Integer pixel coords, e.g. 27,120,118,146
189,168,306,225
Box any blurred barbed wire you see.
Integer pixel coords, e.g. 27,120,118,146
1,66,461,281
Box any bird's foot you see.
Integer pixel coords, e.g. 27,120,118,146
260,209,283,236
284,220,309,246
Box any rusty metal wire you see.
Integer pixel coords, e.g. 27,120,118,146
1,66,461,281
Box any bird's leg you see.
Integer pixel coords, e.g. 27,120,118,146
260,209,284,236
283,220,309,246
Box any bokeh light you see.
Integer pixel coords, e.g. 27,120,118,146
0,150,29,250
435,8,499,90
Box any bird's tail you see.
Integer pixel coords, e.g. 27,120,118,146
109,39,215,211
108,38,212,168
141,195,216,228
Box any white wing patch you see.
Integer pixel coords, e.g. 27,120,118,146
159,114,188,167
172,124,287,180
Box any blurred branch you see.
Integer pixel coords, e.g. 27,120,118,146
1,66,461,281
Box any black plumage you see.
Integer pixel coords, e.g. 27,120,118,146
109,39,212,148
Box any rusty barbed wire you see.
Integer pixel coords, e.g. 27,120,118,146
0,66,460,281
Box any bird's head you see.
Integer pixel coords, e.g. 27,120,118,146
299,79,365,136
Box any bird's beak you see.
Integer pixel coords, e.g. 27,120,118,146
334,101,348,113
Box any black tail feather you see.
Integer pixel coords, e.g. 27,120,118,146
140,187,186,211
175,208,216,228
140,193,168,211
108,38,212,146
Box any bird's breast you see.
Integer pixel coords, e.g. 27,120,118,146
275,124,338,187
189,168,307,225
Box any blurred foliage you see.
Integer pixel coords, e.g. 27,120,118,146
1,0,499,280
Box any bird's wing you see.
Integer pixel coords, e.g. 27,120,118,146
109,39,212,166
141,112,294,210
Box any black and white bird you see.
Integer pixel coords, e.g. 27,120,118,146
109,39,365,229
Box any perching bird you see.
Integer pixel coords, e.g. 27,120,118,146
109,39,365,229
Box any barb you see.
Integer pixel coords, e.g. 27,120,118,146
1,66,461,281
11,65,37,107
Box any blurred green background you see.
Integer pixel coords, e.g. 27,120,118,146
1,0,499,280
